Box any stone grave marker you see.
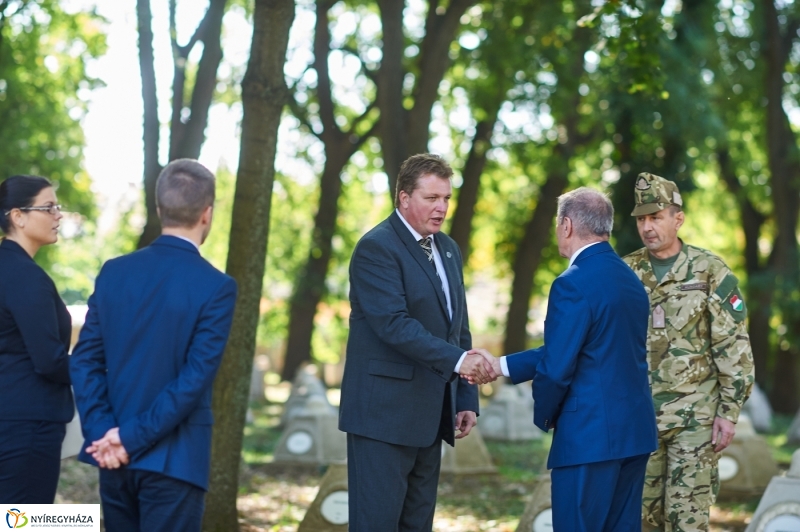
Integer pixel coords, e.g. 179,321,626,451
273,396,346,465
788,407,800,445
298,463,349,532
480,383,543,442
440,425,496,475
742,383,773,433
745,449,800,532
515,469,553,532
718,414,779,499
280,370,334,427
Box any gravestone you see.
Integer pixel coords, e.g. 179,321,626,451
788,407,800,445
440,425,496,475
515,469,553,532
742,383,773,433
298,463,349,531
718,414,779,499
480,383,543,442
281,370,334,427
250,365,266,402
273,396,346,465
745,449,800,532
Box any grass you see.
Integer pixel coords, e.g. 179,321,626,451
56,393,798,531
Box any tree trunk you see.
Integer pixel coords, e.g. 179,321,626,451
377,0,476,195
280,0,376,381
171,0,228,160
281,154,347,381
135,0,162,249
376,0,406,196
202,0,295,529
502,171,569,355
762,0,800,413
449,115,497,261
717,148,773,388
137,0,229,249
502,18,592,355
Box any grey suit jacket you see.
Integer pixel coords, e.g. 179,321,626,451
339,212,479,447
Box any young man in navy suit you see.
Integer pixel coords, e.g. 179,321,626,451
467,188,657,532
70,159,237,532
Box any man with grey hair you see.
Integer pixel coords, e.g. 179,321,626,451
465,187,658,531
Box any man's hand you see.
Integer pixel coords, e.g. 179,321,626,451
460,348,501,384
459,351,496,384
86,427,130,469
711,417,736,452
455,410,477,439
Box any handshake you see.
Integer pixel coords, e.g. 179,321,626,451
459,348,501,385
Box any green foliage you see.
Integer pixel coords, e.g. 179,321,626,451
0,1,107,291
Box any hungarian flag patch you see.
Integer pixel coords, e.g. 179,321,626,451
730,294,743,311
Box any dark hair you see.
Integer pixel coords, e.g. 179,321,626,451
0,175,53,234
156,159,216,228
395,154,453,208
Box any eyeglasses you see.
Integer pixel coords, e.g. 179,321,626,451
4,204,63,216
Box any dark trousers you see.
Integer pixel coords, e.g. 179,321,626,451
347,433,442,532
551,453,650,532
0,420,65,503
99,468,205,532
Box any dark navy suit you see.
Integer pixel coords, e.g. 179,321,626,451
506,242,657,531
339,211,478,531
70,236,236,531
0,238,72,502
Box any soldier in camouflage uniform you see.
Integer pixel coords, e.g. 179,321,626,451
622,173,754,532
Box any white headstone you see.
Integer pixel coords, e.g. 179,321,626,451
515,469,552,532
440,425,497,475
719,414,779,499
788,408,800,445
273,405,346,466
742,383,773,433
744,450,800,532
481,384,544,442
298,463,349,532
280,372,333,427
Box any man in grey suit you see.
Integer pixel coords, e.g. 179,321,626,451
339,153,492,531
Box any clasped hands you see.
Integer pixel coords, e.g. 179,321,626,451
85,427,130,469
459,348,501,385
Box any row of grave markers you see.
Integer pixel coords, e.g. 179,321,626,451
270,370,799,531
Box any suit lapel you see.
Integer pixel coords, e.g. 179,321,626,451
388,213,450,320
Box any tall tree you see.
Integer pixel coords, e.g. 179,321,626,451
202,0,295,529
502,1,596,355
136,0,229,248
281,0,378,381
377,0,476,194
0,0,106,279
759,0,800,412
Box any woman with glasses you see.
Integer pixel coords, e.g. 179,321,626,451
0,175,72,503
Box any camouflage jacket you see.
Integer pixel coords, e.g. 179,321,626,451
623,243,754,430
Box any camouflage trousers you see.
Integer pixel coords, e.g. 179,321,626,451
642,425,719,532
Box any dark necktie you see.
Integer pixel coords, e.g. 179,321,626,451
419,237,436,270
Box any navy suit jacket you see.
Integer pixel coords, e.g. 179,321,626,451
339,212,479,447
0,239,72,423
506,241,657,469
70,236,237,490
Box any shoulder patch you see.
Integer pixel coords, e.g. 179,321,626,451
715,273,746,323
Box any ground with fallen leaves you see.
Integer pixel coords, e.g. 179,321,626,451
56,400,796,531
